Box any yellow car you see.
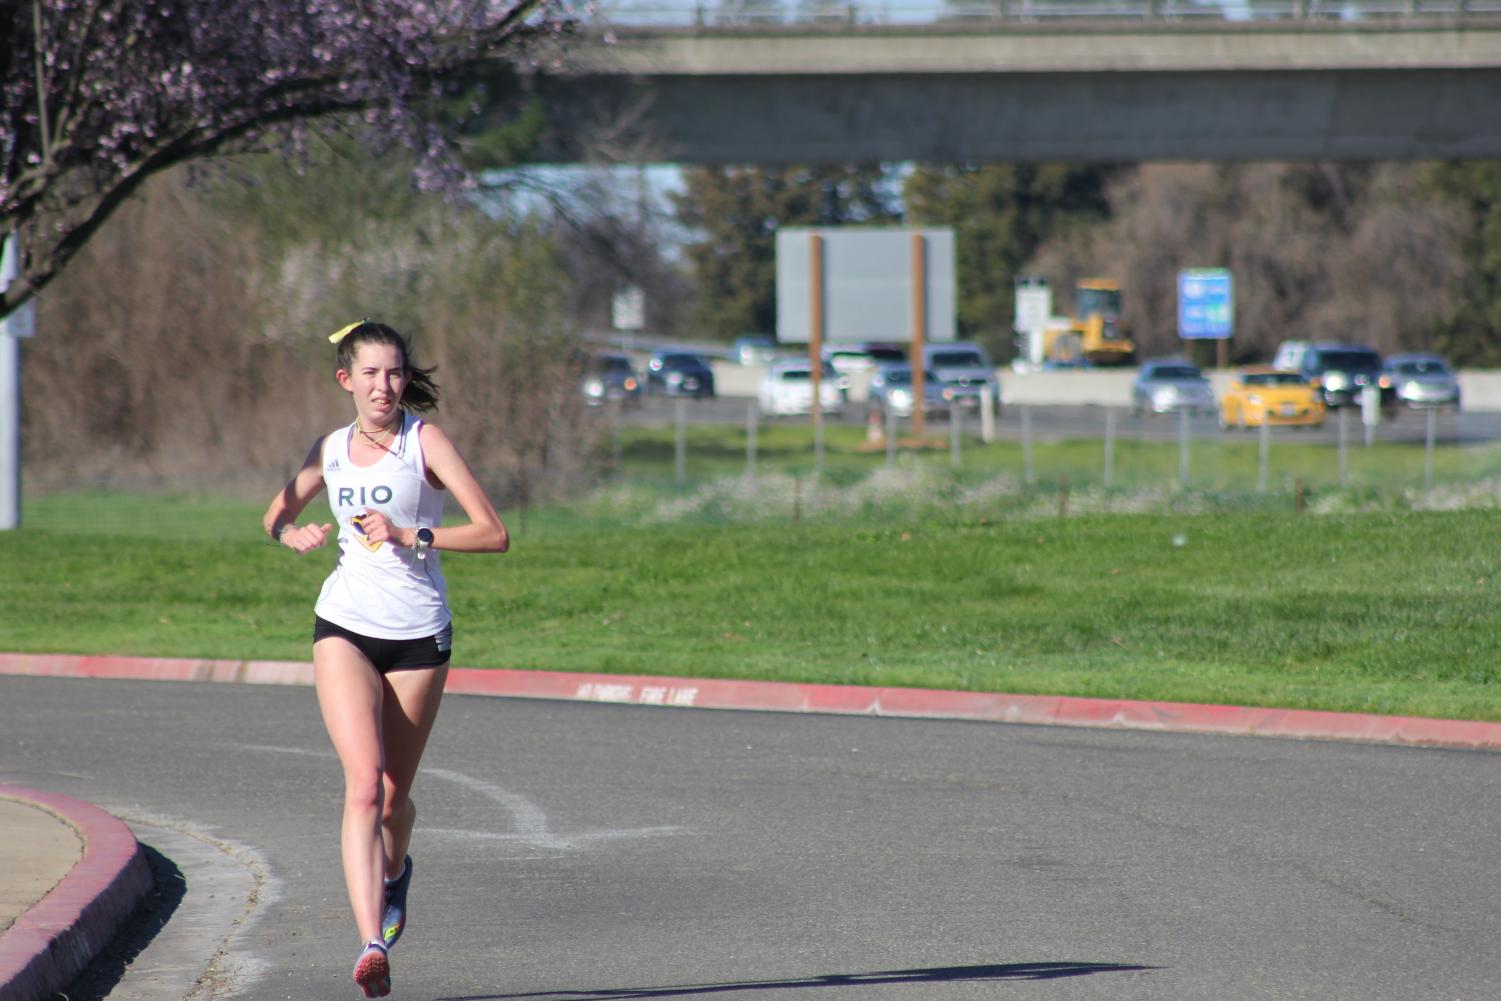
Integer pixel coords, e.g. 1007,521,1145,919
1220,367,1326,429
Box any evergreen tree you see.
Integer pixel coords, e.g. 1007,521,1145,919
903,163,1116,358
671,165,900,340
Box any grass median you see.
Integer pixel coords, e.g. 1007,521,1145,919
604,414,1501,491
4,483,1501,723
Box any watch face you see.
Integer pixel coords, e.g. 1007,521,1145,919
417,528,434,544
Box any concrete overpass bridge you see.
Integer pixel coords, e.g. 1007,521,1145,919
507,0,1501,162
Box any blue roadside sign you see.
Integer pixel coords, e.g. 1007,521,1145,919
1178,269,1233,340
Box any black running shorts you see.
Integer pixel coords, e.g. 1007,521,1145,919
313,616,452,673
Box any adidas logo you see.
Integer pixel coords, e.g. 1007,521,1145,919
326,459,341,471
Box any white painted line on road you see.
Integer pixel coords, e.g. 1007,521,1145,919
231,745,684,851
424,767,685,851
234,743,333,759
419,825,684,847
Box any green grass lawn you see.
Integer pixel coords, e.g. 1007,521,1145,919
5,481,1501,722
606,415,1501,484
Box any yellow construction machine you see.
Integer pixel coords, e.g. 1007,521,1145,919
1042,278,1136,367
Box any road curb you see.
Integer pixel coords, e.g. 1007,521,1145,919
0,786,152,1001
3,651,1500,751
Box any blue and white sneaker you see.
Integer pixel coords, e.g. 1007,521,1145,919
382,856,413,949
352,939,390,998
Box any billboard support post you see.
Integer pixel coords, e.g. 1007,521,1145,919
911,232,927,439
809,233,825,474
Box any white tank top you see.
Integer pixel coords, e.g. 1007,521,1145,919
314,412,450,639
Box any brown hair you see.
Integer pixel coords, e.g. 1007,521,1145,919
334,321,439,413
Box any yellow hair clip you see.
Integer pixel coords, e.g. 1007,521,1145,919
328,320,365,344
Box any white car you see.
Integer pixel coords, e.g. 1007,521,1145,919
758,361,844,416
733,335,778,366
821,342,907,375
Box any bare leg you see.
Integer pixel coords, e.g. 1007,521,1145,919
315,638,387,945
379,664,448,877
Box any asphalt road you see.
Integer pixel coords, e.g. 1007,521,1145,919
4,675,1501,1001
614,398,1492,447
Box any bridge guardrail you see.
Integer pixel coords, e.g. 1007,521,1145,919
591,0,1501,27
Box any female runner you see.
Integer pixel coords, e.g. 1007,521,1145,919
263,320,509,997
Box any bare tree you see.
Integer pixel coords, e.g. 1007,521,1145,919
538,167,691,340
30,150,610,501
1306,167,1464,354
1028,162,1463,364
26,167,328,492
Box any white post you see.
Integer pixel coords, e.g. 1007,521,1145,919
980,386,995,443
0,331,17,530
1361,385,1379,447
0,233,31,531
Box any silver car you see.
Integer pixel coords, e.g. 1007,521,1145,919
866,364,953,420
920,342,1002,412
1131,358,1216,416
1384,352,1460,410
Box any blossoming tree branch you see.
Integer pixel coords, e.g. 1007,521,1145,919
0,0,573,318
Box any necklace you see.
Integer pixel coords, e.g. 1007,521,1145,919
355,416,398,450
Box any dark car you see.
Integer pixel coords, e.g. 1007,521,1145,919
644,351,716,398
581,353,642,407
1295,343,1396,409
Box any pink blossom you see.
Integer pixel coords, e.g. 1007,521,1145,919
1,0,573,317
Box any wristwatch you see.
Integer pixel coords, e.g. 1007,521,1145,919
414,527,434,561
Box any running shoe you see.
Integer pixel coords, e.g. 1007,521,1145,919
352,940,391,998
382,856,413,949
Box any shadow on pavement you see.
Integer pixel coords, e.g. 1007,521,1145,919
57,844,185,1001
442,961,1158,1001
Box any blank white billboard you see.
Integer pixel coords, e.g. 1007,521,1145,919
776,227,955,344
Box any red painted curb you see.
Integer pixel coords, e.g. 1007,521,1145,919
0,786,151,1001
2,651,1500,751
442,667,1501,750
0,653,314,687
